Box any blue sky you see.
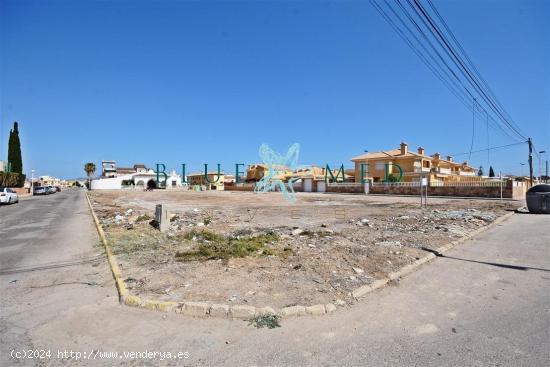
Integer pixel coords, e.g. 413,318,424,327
1,0,548,178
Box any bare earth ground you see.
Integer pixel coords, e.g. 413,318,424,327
88,190,517,309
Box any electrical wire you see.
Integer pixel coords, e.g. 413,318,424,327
425,0,528,140
369,0,523,143
410,0,528,141
369,0,539,165
444,141,526,157
469,98,476,160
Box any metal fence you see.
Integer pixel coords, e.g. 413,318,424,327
370,180,506,188
327,182,364,187
430,180,505,187
371,181,422,187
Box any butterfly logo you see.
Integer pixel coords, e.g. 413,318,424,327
255,143,302,203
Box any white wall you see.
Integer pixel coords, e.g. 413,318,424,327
166,170,185,189
91,174,133,190
317,181,326,193
303,178,313,192
91,171,187,190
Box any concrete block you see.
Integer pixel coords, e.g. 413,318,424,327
174,303,185,314
155,204,169,232
280,305,306,317
325,303,337,313
305,304,326,316
370,279,389,290
256,306,277,315
158,301,178,313
209,304,230,318
352,285,373,298
229,305,256,319
142,300,160,311
182,302,209,317
124,295,141,307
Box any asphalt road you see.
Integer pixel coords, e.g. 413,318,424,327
1,190,549,366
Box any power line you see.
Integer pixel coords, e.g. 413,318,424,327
486,110,490,165
369,0,523,144
469,98,476,160
425,0,528,140
370,0,539,169
409,0,528,141
444,141,526,157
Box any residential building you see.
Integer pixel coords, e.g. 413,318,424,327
290,165,326,192
351,142,477,183
101,161,148,178
430,153,477,183
223,174,236,184
93,161,184,190
101,160,117,178
187,172,225,190
39,175,62,187
246,164,292,183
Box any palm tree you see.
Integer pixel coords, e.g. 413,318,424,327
84,162,96,190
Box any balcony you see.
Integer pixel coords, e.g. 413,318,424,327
433,167,452,175
413,167,431,173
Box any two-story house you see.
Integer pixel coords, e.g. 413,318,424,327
351,142,477,183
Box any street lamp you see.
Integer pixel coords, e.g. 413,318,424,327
540,151,548,183
31,169,35,196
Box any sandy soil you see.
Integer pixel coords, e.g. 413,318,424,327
88,190,517,309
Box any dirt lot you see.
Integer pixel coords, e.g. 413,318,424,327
88,190,518,309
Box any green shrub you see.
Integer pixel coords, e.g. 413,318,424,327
175,230,281,261
247,314,281,329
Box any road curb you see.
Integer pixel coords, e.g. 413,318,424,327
85,193,515,320
85,193,131,303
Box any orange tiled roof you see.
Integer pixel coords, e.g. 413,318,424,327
351,149,431,161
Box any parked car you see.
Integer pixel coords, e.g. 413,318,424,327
34,186,47,195
526,184,550,214
45,186,56,194
0,187,19,204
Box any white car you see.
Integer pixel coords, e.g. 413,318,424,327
0,187,19,204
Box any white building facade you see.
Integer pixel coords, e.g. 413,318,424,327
91,169,186,190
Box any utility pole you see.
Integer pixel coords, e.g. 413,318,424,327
528,138,534,187
499,171,503,201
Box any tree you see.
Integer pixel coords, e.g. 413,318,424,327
6,122,25,187
386,173,399,182
84,162,96,190
7,122,23,174
477,166,484,176
489,166,495,177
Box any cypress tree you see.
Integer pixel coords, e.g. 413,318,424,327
477,166,484,176
7,122,23,174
